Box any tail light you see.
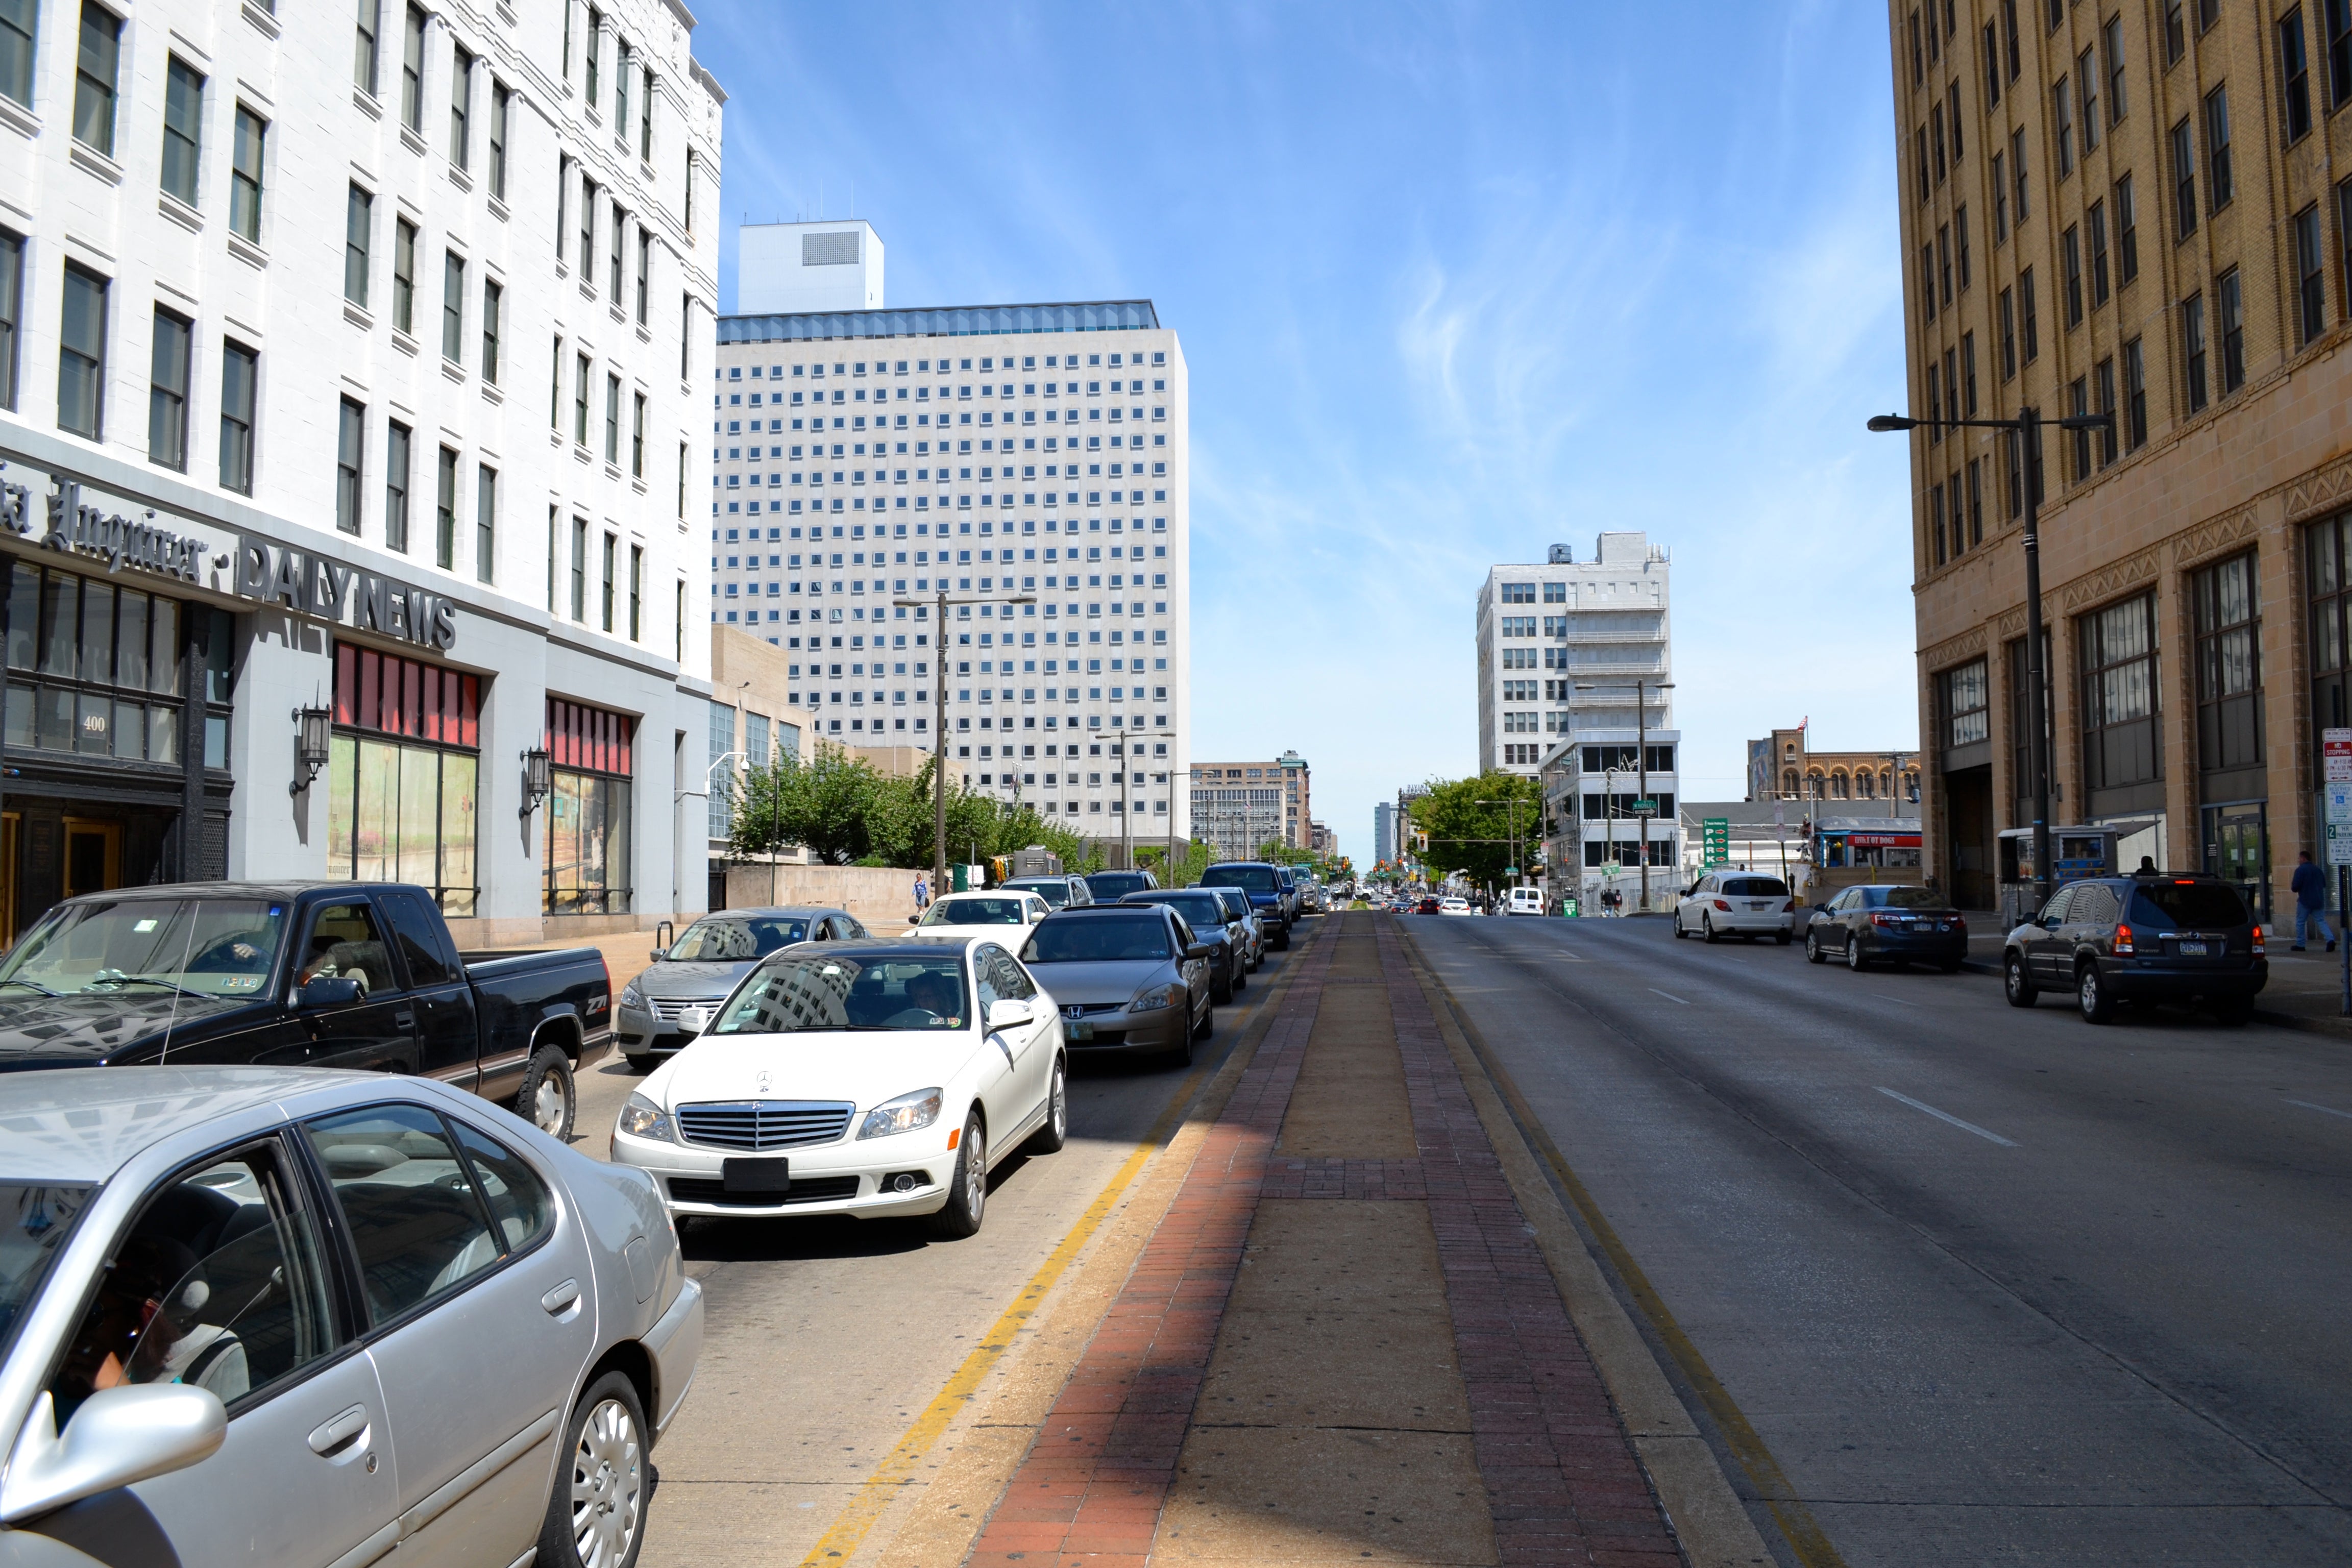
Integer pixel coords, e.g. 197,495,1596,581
1712,899,1733,911
1870,911,1904,928
1783,900,1796,913
1953,915,1967,932
2252,926,2267,955
2113,922,2134,955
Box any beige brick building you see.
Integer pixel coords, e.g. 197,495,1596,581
1892,0,2352,918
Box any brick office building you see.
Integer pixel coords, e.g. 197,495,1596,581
1891,0,2352,919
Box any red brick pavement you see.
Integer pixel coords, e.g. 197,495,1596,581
959,920,1680,1566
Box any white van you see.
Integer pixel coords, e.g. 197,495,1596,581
1506,886,1546,916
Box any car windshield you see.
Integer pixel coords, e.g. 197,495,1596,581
710,953,969,1033
1859,887,1945,910
1140,894,1229,930
2130,881,2248,927
0,898,287,998
665,916,810,961
0,1185,95,1366
1087,873,1153,898
1202,866,1278,893
1022,917,1173,963
922,897,1030,926
1723,878,1790,897
1007,881,1072,908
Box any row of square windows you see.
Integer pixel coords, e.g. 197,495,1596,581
719,381,1164,406
715,515,1165,541
720,351,1164,380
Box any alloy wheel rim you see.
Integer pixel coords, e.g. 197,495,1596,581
569,1397,643,1568
966,1124,985,1219
1052,1070,1067,1138
534,1074,569,1133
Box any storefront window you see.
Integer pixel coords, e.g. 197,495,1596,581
2,561,226,767
545,697,634,915
2191,550,2263,793
323,643,479,916
2080,592,2163,813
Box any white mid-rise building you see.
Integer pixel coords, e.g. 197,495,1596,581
1475,532,1672,776
709,295,1190,845
0,0,724,945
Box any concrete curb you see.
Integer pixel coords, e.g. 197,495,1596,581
1390,922,1780,1568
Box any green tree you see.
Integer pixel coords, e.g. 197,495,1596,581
1141,838,1215,887
731,749,883,865
1408,772,1545,890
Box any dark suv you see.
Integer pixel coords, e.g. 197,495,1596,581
2003,872,2267,1024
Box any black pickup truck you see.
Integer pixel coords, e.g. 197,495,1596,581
0,881,611,1137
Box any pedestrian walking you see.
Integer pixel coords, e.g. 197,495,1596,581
2290,850,2336,952
913,874,930,918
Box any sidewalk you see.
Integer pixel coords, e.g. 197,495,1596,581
958,913,1686,1567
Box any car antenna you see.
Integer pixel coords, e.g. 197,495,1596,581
158,900,201,1064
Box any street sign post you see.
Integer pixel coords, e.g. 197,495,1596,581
1631,799,1658,816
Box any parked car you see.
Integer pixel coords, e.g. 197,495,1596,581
914,891,1051,932
1273,867,1304,923
1205,886,1266,970
614,937,1066,1233
1121,890,1249,1001
1677,873,1796,944
0,882,610,1139
1507,887,1546,916
0,1065,701,1568
619,906,862,1071
1199,862,1293,949
1084,869,1160,901
1017,904,1216,1065
2003,871,2266,1023
1803,885,1966,970
1002,874,1095,911
1439,897,1473,917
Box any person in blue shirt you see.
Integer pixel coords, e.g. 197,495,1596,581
2290,849,2336,952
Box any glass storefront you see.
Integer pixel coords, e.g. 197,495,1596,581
2,560,231,764
323,644,480,915
545,697,634,915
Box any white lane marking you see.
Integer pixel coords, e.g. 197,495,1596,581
1869,992,1921,1007
2286,1098,2352,1121
1649,988,1689,1004
1875,1087,2019,1146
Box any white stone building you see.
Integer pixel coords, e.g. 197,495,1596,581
0,0,725,945
1475,531,1673,777
708,286,1191,848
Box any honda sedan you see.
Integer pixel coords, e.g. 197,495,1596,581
1018,905,1216,1065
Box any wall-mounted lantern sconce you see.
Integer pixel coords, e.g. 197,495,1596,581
521,747,552,819
290,705,332,795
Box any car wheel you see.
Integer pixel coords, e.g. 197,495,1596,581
1027,1056,1069,1153
1193,998,1215,1041
1672,913,1687,939
1775,932,1792,946
1702,916,1720,945
1845,935,1869,972
622,1054,656,1076
517,1045,577,1140
2004,954,2039,1007
2077,963,2115,1024
538,1370,648,1568
929,1112,987,1238
1273,927,1291,951
1211,965,1233,1004
1805,931,1826,964
1234,962,1249,991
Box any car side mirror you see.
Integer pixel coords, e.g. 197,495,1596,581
648,947,667,962
678,1006,713,1035
2042,916,2063,929
987,998,1035,1032
1185,943,1213,961
0,1386,226,1525
295,975,363,1010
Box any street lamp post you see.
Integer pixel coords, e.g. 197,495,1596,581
892,585,1037,896
1868,406,2111,910
1577,678,1675,914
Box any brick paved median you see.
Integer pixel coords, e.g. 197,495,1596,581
962,914,1680,1567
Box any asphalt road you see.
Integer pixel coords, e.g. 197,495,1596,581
1406,912,2352,1568
569,927,1312,1566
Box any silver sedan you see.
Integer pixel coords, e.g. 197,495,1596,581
0,1066,701,1568
1018,905,1216,1066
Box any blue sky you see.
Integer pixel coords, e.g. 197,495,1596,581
697,1,1917,864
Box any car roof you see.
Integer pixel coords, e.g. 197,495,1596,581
768,939,983,962
0,1066,358,1183
1041,903,1169,917
689,905,847,919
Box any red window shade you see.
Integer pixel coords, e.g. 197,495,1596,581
545,697,634,776
333,643,481,748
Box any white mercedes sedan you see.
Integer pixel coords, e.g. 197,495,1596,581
608,938,1066,1238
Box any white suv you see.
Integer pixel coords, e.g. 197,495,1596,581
1674,872,1795,944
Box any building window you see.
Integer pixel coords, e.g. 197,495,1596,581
354,0,379,93
608,208,625,298
324,643,480,916
58,263,107,439
2295,205,2326,346
147,309,190,470
1993,150,2008,240
218,340,257,493
631,390,646,477
2171,118,2197,238
544,697,634,916
604,373,621,464
2306,512,2352,779
391,218,415,334
615,41,631,146
434,446,457,570
2332,0,2352,109
2105,15,2127,121
635,230,651,325
2020,265,2038,361
161,57,204,206
2183,293,2208,411
72,3,120,157
2115,175,2137,284
574,353,590,445
578,180,596,284
2,562,211,769
0,229,19,411
629,545,644,641
474,463,496,585
2094,356,2117,467
1962,331,1978,413
571,517,588,621
346,185,373,308
2166,0,2187,62
2054,77,2074,174
2204,86,2233,211
1943,659,1990,745
2079,47,2099,150
601,533,616,631
449,44,472,168
480,277,501,382
2219,266,2245,392
440,251,464,363
2284,9,2314,143
2123,336,2147,450
230,107,266,241
383,420,410,552
640,64,655,159
585,6,602,103
0,0,33,107
2063,224,2084,325
1999,285,2017,379
1956,204,1970,289
2011,126,2029,223
488,82,508,198
2069,376,2092,480
2192,551,2264,788
336,398,365,534
2080,593,2162,806
2088,200,2109,305
400,4,424,134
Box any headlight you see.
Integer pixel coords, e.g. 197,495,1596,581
1128,981,1182,1013
620,983,646,1010
617,1093,672,1143
859,1087,943,1140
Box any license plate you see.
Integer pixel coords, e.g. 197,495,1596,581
1748,901,1770,911
721,1158,791,1194
1067,1021,1095,1040
2177,939,2209,957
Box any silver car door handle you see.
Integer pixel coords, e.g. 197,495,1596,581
307,1405,370,1455
541,1279,581,1315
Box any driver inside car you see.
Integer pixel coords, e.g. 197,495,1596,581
886,969,964,1030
